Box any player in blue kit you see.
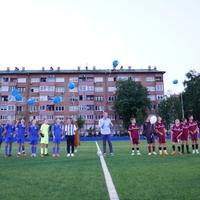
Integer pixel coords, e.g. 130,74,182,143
0,120,4,149
52,118,63,157
4,120,15,157
16,119,26,156
29,119,39,157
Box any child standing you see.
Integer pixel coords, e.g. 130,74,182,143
188,115,199,154
29,119,39,157
52,118,63,157
40,119,49,157
4,120,15,157
171,119,182,155
143,116,157,155
128,118,141,155
16,119,26,156
65,117,77,157
0,120,4,149
180,118,190,154
155,116,168,155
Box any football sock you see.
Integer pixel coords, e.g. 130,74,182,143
53,147,56,154
159,147,162,151
178,146,181,152
132,147,135,151
196,144,198,150
44,148,48,155
163,147,167,150
31,146,34,154
9,144,12,155
148,146,151,153
186,144,189,153
18,146,21,153
136,147,139,151
57,147,60,153
192,144,195,150
41,148,44,155
181,144,184,153
5,145,8,155
172,145,175,151
152,145,155,152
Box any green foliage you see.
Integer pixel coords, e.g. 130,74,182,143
183,70,200,121
76,115,85,129
157,96,182,129
114,79,151,128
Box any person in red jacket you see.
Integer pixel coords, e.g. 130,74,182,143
155,116,168,155
188,115,199,154
128,118,141,155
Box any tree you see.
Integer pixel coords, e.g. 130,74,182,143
76,115,85,129
183,70,200,121
157,96,182,129
114,79,151,128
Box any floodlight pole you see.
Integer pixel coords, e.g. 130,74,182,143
180,92,185,119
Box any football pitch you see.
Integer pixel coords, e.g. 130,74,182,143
0,141,200,200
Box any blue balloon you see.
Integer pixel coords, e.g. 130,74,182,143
112,60,119,68
27,98,35,105
173,80,178,84
15,94,22,101
53,96,62,104
12,88,19,96
68,82,75,90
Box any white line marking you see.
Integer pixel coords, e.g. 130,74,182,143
95,141,120,200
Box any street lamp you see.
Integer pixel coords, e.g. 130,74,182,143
173,80,184,119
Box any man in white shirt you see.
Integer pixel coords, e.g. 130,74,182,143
98,111,113,156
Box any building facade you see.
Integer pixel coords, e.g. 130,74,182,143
0,66,165,135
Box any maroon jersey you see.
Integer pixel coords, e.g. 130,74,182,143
180,123,189,141
128,124,139,139
172,124,182,143
155,122,165,135
188,120,198,134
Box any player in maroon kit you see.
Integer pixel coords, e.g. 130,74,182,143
180,118,190,154
171,119,182,155
155,116,168,155
128,118,141,155
188,115,199,154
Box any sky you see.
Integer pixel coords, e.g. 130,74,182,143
0,0,200,94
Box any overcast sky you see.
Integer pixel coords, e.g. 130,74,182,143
0,0,200,94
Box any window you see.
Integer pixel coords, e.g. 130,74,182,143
95,87,104,92
86,105,94,111
87,86,94,91
1,96,8,102
18,78,26,83
3,77,9,82
87,115,94,120
69,106,79,112
0,115,8,120
147,86,155,92
56,77,65,82
40,77,47,82
48,86,55,92
29,106,38,112
94,77,103,82
31,78,40,83
39,105,46,111
79,95,83,101
157,95,164,101
117,76,128,81
10,78,17,82
18,87,26,93
108,77,114,82
108,87,116,92
79,86,87,91
55,87,64,92
55,106,64,111
8,105,15,111
47,77,55,82
86,95,94,101
0,86,9,92
70,96,79,102
47,105,55,111
55,115,65,121
146,77,155,82
95,106,104,111
69,77,78,82
79,105,87,111
156,84,164,91
87,77,94,82
0,105,7,111
148,95,156,101
95,96,104,101
135,77,141,82
108,96,116,102
17,106,24,112
31,87,39,93
39,96,48,101
47,115,54,120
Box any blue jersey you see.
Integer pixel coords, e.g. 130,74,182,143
29,125,39,140
0,124,4,138
5,124,15,137
52,124,62,139
17,124,26,139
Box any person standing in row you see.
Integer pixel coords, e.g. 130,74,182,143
143,116,157,155
0,120,4,150
52,118,63,157
188,115,199,154
180,118,190,154
16,119,26,156
155,116,168,155
65,117,77,157
29,119,39,157
98,111,114,156
40,119,49,157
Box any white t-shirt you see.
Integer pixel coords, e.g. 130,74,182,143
98,118,113,135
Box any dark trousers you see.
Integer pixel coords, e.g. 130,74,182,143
102,134,113,154
66,135,75,154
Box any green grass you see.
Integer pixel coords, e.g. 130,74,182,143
1,141,200,200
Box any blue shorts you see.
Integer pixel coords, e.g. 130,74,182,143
17,138,25,144
5,136,13,143
30,139,38,145
53,137,61,144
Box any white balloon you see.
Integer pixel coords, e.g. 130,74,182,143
150,115,157,124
